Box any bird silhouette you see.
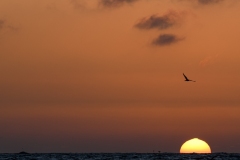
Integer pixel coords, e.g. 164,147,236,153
183,73,196,82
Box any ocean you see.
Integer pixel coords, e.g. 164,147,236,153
0,152,240,160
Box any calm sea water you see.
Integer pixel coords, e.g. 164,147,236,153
0,153,239,160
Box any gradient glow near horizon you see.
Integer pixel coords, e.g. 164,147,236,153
1,0,240,153
180,138,211,153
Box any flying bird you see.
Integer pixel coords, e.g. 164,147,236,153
183,73,196,82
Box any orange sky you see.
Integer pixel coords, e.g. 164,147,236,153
0,0,240,153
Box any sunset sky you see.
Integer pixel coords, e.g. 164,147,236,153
1,0,240,153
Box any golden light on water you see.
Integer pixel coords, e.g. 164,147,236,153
180,138,211,153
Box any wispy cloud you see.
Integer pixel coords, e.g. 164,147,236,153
0,19,19,34
71,0,85,9
70,0,99,10
152,34,184,46
0,20,5,30
135,11,184,30
199,54,219,67
100,0,138,8
197,0,223,5
177,0,224,5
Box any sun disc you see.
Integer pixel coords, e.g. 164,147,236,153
180,138,211,153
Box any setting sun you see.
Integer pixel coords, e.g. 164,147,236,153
180,138,211,153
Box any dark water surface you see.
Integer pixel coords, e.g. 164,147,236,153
0,153,240,160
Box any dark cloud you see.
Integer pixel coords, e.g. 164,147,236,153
100,0,138,7
152,34,184,46
197,0,223,5
135,11,183,30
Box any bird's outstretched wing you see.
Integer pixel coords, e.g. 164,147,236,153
183,73,189,81
183,73,196,82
